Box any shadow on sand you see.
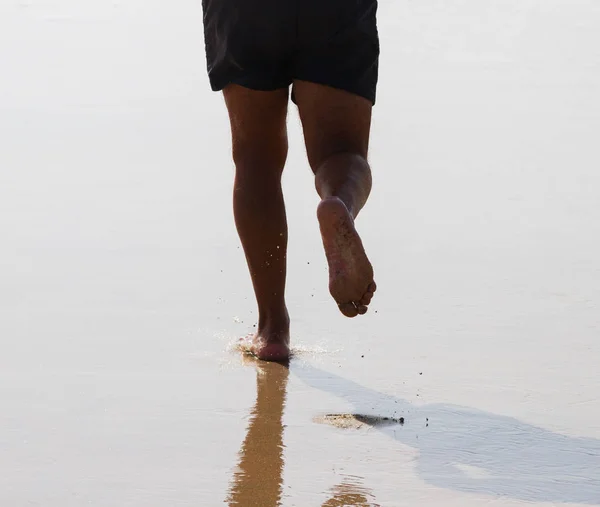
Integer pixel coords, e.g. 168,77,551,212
293,361,600,505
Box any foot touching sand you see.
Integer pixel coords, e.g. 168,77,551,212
240,316,291,362
317,197,376,317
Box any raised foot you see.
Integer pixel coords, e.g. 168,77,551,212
317,197,376,317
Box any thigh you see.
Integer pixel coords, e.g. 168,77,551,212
292,80,373,171
223,85,290,170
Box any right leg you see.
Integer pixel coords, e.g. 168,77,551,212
293,81,377,318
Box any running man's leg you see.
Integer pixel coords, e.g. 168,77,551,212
223,85,291,361
293,82,377,318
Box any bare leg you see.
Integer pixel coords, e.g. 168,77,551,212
294,81,377,317
223,85,290,361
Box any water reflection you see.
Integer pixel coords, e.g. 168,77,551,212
322,477,380,507
227,360,289,506
227,360,380,506
225,358,600,505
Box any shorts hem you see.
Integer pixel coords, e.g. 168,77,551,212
209,75,291,94
291,75,377,106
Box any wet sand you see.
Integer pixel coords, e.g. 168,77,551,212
1,1,600,505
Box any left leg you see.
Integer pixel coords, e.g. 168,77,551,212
223,84,291,362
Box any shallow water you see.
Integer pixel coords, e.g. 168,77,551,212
1,1,600,505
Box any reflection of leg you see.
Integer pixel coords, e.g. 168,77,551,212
321,478,380,507
223,85,291,362
227,361,289,506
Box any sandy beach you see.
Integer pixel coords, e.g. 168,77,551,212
1,1,600,505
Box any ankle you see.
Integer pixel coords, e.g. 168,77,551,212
258,306,290,333
319,195,355,218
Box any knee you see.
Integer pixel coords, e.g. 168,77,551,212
234,158,286,185
306,128,369,171
311,150,370,176
232,133,288,177
233,146,287,186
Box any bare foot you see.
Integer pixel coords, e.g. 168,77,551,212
317,197,376,317
240,318,291,362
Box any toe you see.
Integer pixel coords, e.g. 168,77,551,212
338,302,359,318
360,292,373,305
368,282,377,293
356,304,368,315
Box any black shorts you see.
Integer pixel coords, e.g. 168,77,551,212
201,0,380,105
